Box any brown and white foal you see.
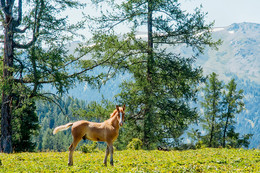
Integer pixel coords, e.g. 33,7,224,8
53,105,125,166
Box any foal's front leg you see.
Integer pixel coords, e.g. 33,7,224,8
109,144,114,166
103,145,109,166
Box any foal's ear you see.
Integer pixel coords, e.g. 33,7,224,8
116,105,119,110
123,104,126,111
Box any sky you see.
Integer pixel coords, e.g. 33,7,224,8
66,0,260,38
180,0,260,27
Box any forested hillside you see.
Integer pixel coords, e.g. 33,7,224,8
35,97,89,151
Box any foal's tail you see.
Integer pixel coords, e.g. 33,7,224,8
53,123,73,135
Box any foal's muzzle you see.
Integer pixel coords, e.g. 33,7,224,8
119,112,123,126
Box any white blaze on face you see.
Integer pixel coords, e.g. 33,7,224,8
119,111,123,126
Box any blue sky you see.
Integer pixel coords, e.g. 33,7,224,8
67,0,260,38
181,0,260,27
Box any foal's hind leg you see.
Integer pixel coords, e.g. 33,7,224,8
68,138,81,166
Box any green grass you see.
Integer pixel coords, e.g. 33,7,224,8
0,148,260,172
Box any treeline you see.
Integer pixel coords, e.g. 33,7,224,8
35,97,88,151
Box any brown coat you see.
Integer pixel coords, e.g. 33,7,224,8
53,105,125,166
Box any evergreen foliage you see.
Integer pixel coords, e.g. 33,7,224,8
80,141,98,153
0,62,40,152
200,72,223,147
197,73,252,148
127,138,143,150
12,99,40,152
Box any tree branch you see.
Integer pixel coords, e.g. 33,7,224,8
14,0,44,49
13,26,29,33
0,0,10,16
14,37,37,49
13,0,22,27
32,93,67,116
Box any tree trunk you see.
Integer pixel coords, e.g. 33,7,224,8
1,14,14,153
222,111,230,148
209,99,216,148
209,114,215,147
143,0,154,149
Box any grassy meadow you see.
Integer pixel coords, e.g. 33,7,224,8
0,148,260,172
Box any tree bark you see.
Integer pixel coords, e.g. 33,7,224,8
209,95,216,148
143,0,154,149
1,14,14,153
222,109,230,148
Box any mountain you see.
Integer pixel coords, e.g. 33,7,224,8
46,22,260,148
195,23,260,148
199,23,260,83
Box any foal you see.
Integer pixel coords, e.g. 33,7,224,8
53,105,125,166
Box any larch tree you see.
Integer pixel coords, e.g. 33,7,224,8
200,72,223,147
200,75,252,148
221,78,251,148
0,0,106,153
85,0,221,148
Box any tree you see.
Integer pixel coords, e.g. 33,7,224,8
0,0,108,153
222,79,251,148
199,74,252,148
200,72,223,147
86,0,221,148
12,98,40,152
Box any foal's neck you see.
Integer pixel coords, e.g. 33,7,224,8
110,113,119,128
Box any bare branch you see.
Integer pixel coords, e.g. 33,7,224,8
13,26,29,33
13,0,22,27
0,0,9,16
14,0,44,49
33,93,67,116
68,39,129,78
14,37,37,49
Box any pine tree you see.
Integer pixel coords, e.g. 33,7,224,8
199,75,252,148
86,0,221,148
200,72,223,147
0,0,108,153
12,99,40,152
222,79,252,148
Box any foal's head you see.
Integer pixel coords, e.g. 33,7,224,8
111,104,125,126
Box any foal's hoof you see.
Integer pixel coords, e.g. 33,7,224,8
68,162,73,166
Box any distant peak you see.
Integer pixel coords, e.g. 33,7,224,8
227,22,260,32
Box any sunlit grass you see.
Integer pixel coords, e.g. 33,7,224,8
0,148,260,172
